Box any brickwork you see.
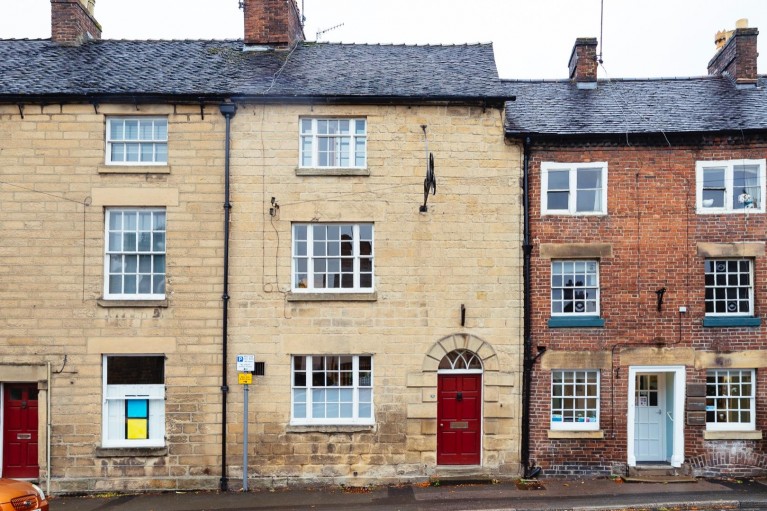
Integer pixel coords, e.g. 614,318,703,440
50,0,101,45
243,0,304,47
0,102,522,492
568,38,598,84
707,28,759,84
528,134,767,477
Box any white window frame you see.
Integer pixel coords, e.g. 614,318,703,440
104,208,167,300
550,369,600,431
704,259,753,317
541,162,608,215
292,223,374,293
105,117,168,166
290,355,374,426
101,355,165,448
551,260,600,316
299,118,367,169
706,369,756,431
696,159,766,214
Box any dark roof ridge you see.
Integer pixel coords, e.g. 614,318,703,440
501,75,722,84
307,41,491,47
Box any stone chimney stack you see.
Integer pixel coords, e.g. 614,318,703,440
51,0,101,45
708,19,759,87
243,0,305,48
568,38,598,89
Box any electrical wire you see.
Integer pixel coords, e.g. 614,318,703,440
598,63,672,148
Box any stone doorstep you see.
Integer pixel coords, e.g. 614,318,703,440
626,463,697,483
429,465,496,485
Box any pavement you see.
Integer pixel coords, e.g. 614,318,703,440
50,476,767,511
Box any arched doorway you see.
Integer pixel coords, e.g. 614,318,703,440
437,349,483,465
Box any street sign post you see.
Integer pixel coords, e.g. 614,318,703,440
236,354,255,491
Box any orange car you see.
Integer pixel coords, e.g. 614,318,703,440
0,479,48,511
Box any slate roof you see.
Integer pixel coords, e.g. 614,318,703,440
504,76,767,136
0,39,505,102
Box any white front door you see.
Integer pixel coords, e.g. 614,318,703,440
634,374,665,462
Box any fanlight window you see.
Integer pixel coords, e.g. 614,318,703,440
439,349,482,371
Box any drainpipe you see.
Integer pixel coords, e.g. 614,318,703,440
46,361,51,496
219,102,237,491
521,136,537,478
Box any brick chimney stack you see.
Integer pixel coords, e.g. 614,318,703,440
243,0,305,48
708,21,759,87
568,38,598,89
51,0,101,45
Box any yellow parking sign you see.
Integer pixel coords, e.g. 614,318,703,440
238,372,252,385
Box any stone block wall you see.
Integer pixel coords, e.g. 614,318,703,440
0,102,523,491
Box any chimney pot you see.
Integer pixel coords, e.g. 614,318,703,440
568,37,598,89
50,0,101,45
243,0,305,48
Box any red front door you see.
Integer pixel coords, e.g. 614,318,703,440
437,374,481,465
3,383,39,478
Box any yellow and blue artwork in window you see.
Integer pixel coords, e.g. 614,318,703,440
125,399,149,440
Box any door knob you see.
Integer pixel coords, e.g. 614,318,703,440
440,423,444,427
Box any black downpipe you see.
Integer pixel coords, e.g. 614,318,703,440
219,103,237,491
521,136,538,478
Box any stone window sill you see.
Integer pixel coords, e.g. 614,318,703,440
295,167,370,177
548,430,604,439
286,292,377,302
97,299,169,308
548,316,605,328
98,164,171,174
286,425,375,434
702,316,761,328
703,430,762,441
95,447,168,457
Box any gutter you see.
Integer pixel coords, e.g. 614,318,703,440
0,94,511,109
218,102,237,491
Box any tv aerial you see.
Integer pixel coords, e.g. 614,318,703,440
316,22,344,41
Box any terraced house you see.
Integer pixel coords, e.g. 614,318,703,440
506,23,767,478
0,0,523,493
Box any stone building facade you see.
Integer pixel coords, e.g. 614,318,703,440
0,0,522,493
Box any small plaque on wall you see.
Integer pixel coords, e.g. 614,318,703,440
686,397,707,411
687,411,706,425
687,384,706,397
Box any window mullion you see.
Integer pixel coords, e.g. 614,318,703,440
569,168,577,213
352,225,360,289
725,165,734,211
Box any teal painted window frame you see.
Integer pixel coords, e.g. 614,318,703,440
702,316,761,328
548,316,605,328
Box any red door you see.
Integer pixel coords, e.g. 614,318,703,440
3,384,39,478
437,374,481,465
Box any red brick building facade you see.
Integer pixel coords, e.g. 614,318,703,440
506,27,767,477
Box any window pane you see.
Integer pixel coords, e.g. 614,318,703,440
702,189,724,208
107,356,164,384
548,170,569,189
110,120,124,140
154,120,168,140
576,190,600,212
547,191,569,210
